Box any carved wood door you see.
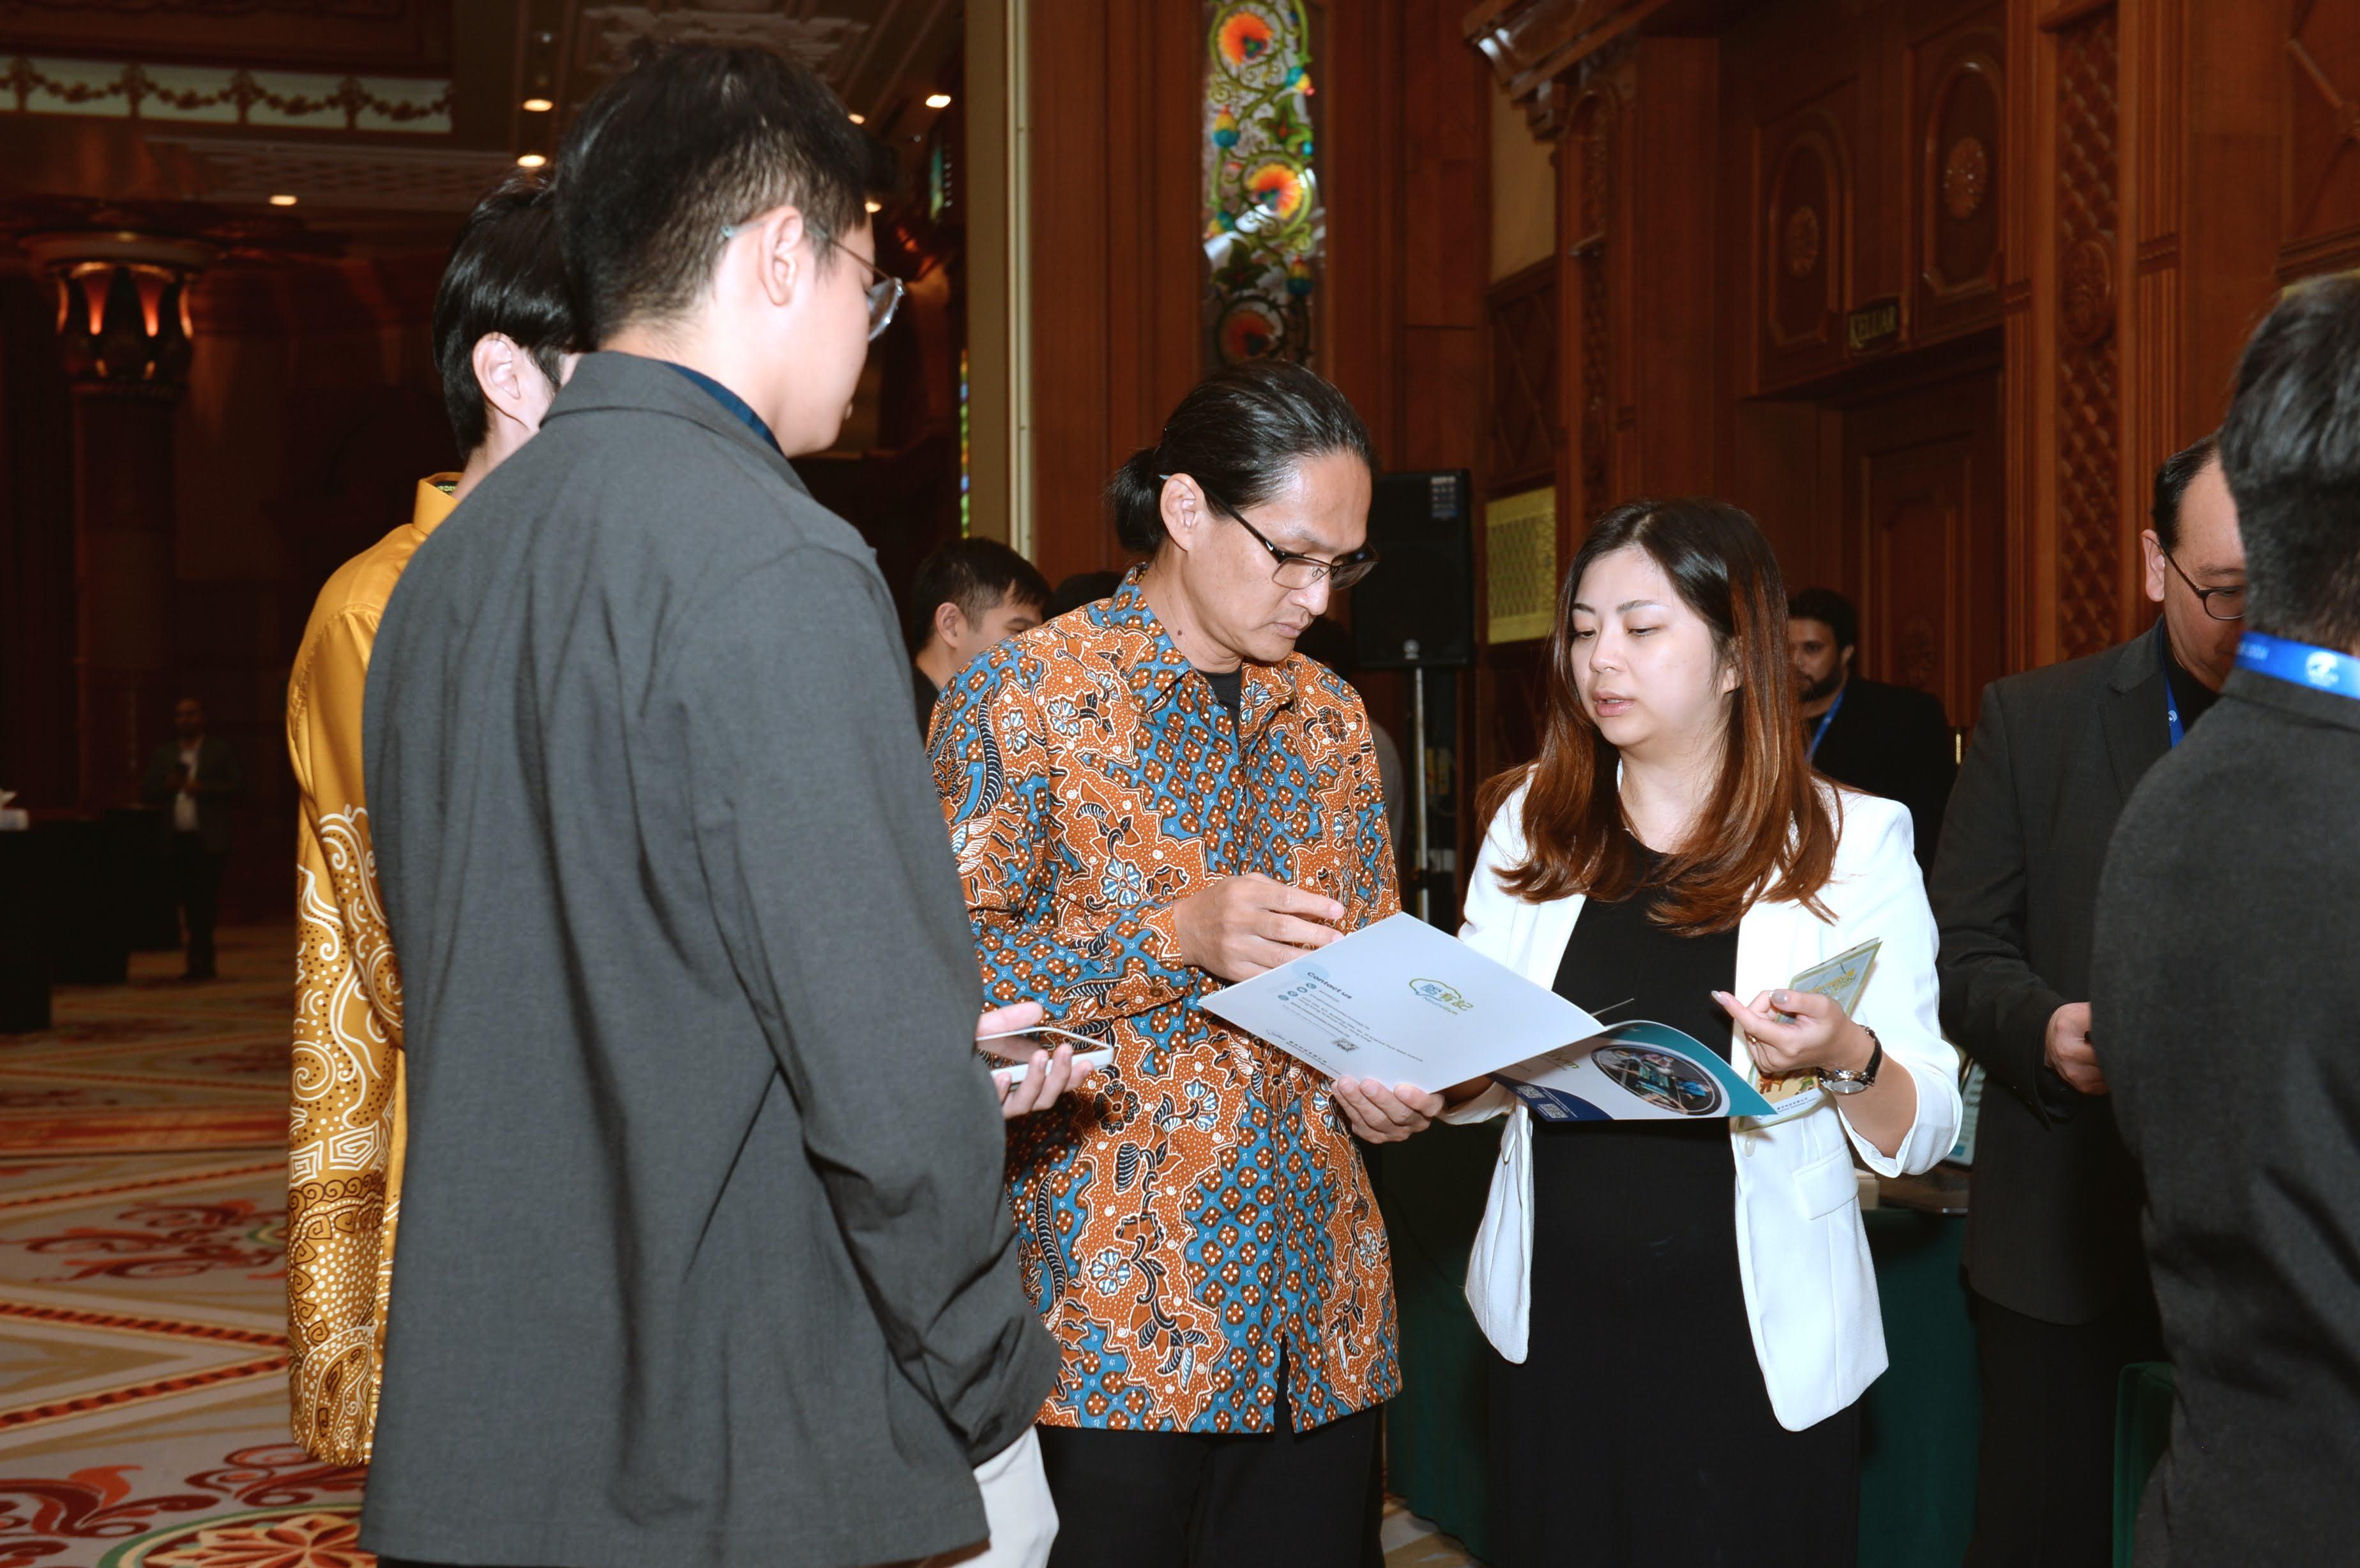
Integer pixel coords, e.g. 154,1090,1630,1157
1843,367,2004,734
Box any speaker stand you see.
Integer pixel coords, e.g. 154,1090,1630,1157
1410,660,1430,924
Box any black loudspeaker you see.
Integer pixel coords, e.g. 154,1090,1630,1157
1353,469,1474,669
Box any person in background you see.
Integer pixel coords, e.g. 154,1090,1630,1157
1293,617,1405,847
282,170,577,1466
1929,432,2244,1567
932,360,1395,1568
1346,499,1960,1567
1787,585,1956,870
358,45,1068,1568
909,536,1050,737
1045,568,1124,621
2094,273,2360,1567
142,696,243,981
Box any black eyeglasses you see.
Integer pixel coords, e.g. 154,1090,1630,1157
717,222,905,340
2164,553,2246,622
1163,474,1380,590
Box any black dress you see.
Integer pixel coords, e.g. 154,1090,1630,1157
1487,843,1860,1568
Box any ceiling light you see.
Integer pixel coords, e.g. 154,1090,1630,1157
849,112,866,124
267,193,298,207
516,152,548,169
925,93,952,109
522,96,554,112
865,199,882,214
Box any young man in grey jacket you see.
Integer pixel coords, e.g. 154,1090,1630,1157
359,45,1078,1568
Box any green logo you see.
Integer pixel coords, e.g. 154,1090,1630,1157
1409,978,1472,1014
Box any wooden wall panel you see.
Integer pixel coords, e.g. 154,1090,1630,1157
1023,0,1202,587
1626,38,1718,495
1761,98,1856,383
2050,8,2122,660
1914,19,2007,342
2281,0,2360,278
1486,260,1559,493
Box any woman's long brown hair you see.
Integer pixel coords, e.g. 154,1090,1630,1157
1475,498,1838,933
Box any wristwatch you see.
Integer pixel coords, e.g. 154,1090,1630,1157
1822,1028,1884,1096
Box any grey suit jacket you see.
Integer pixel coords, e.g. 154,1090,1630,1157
1930,624,2172,1322
359,352,1056,1568
2094,668,2360,1566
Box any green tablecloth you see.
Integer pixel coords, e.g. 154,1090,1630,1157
1375,1136,1981,1567
1859,1206,1981,1568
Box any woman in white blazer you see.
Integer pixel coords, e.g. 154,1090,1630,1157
1332,499,1960,1567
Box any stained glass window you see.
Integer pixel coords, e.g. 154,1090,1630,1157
1203,1,1322,366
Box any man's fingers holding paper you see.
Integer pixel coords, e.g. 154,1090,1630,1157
1331,1078,1442,1143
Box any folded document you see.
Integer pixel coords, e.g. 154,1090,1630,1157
1199,912,1776,1120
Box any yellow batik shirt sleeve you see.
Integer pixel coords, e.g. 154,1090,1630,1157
285,606,406,1464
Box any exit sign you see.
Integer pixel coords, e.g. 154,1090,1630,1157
1847,296,1902,354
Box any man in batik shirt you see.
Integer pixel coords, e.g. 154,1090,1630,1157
284,173,574,1462
933,361,1400,1567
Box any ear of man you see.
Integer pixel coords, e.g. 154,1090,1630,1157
1158,474,1211,559
727,203,813,312
471,332,540,434
2138,527,2170,603
930,598,971,651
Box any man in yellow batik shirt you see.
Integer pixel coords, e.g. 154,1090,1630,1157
285,172,577,1462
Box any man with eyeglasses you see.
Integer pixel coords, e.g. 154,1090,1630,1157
1930,432,2245,1565
356,45,1068,1568
930,362,1404,1566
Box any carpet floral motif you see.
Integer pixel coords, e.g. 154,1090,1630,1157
5,1201,286,1281
0,1447,365,1567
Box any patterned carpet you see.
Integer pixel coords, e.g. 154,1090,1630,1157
0,928,365,1567
0,926,1473,1567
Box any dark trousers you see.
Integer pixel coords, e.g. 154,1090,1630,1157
1967,1288,2165,1568
1038,1401,1380,1568
169,832,224,977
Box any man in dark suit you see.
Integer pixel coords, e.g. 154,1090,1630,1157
1930,431,2246,1565
2094,275,2360,1567
1787,586,1956,868
140,696,243,980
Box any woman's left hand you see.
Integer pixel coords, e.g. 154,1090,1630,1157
1331,1078,1448,1143
1711,988,1877,1078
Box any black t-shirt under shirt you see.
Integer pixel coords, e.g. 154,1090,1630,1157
1201,665,1243,716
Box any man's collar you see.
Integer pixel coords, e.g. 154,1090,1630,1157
2106,621,2173,695
543,351,808,494
663,363,782,455
412,473,461,537
1089,568,1300,732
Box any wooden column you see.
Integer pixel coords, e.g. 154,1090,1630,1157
23,236,210,806
1022,0,1202,587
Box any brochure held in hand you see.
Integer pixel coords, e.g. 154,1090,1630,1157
1199,912,1777,1121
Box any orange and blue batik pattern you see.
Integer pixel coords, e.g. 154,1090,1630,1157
931,570,1401,1435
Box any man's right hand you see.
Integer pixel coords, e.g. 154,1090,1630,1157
1172,873,1345,982
2045,1000,2106,1095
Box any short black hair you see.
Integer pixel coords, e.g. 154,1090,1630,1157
907,538,1052,651
2150,432,2220,555
1787,586,1857,654
432,172,575,456
554,44,870,344
1107,360,1375,555
2220,274,2360,650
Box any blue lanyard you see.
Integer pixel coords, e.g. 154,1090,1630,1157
2237,631,2360,701
2161,638,2186,750
1807,684,1846,760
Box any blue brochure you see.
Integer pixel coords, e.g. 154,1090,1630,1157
1495,1018,1777,1122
